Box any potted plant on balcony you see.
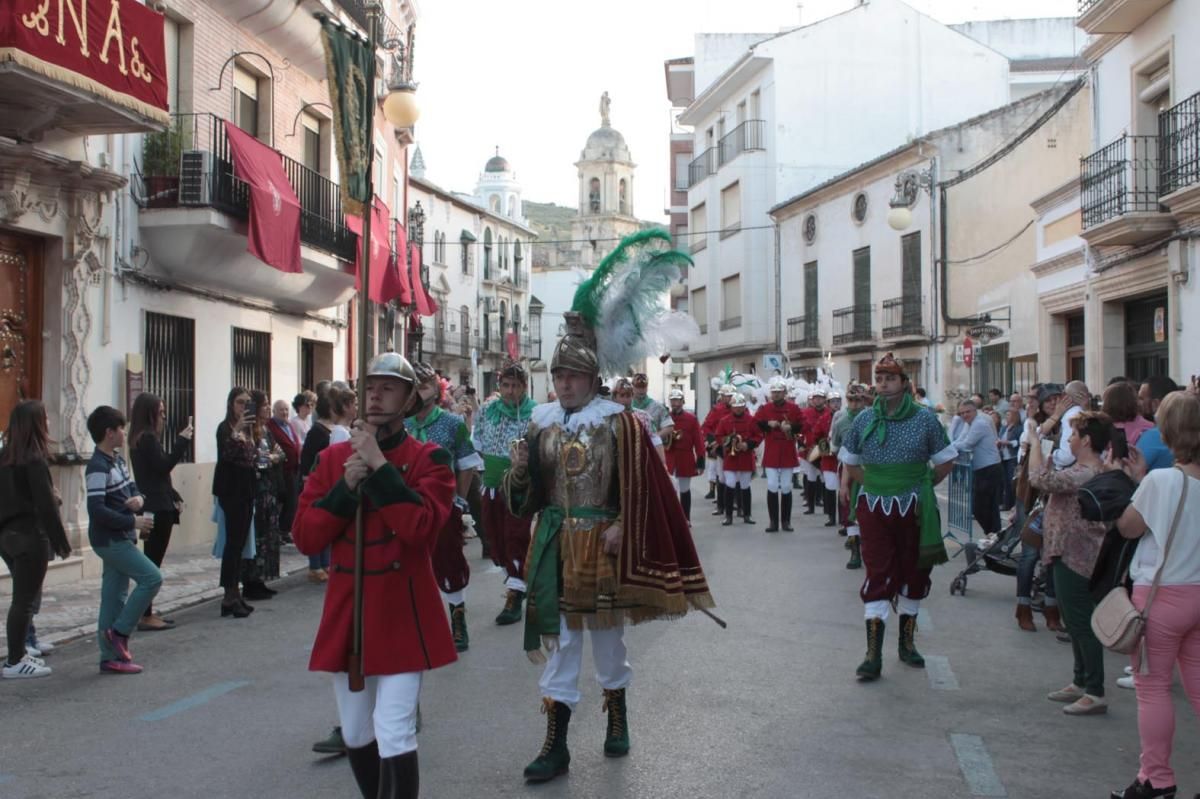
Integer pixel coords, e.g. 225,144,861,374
142,120,187,208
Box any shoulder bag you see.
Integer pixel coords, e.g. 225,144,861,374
1090,467,1189,669
1077,468,1139,523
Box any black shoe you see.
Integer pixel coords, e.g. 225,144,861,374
703,485,716,500
781,492,794,531
379,750,419,798
346,740,381,798
1110,778,1177,799
243,583,275,601
764,490,779,532
221,600,251,618
722,502,734,526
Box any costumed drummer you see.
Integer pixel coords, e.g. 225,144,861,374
502,230,715,784
663,388,705,522
702,385,735,516
293,352,457,799
754,376,804,532
715,393,762,526
798,389,830,516
837,354,956,682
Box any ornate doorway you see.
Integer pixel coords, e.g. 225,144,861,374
0,233,43,433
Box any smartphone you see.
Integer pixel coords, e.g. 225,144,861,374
245,401,257,419
1111,427,1129,460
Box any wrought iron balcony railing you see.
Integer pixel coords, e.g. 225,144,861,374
688,147,717,188
881,295,926,339
832,304,875,346
1159,91,1200,198
786,315,819,350
1077,0,1101,14
1080,134,1164,229
138,112,356,262
717,120,766,167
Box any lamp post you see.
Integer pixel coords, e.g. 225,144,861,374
886,167,934,231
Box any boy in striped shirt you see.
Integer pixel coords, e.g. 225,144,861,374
86,406,160,675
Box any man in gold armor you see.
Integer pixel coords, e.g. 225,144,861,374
503,311,714,783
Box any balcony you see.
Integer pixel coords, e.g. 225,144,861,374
786,315,821,354
136,113,358,312
688,148,716,188
521,336,543,361
881,296,927,342
832,305,875,350
1159,91,1200,216
1080,134,1175,246
1077,0,1172,35
717,120,766,168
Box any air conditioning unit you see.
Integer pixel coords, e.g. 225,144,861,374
178,150,213,206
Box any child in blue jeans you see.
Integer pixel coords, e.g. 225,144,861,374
85,406,161,674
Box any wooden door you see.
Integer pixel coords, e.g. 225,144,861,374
0,233,43,433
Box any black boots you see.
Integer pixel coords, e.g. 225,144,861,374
823,488,837,527
524,699,572,783
495,590,524,626
741,488,755,525
856,618,885,681
379,751,419,799
898,614,925,668
846,537,862,569
680,491,691,522
449,603,468,652
704,482,716,500
346,741,381,798
712,483,725,516
765,491,780,532
723,495,734,526
780,492,794,532
803,478,816,514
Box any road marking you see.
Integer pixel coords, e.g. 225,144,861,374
925,655,959,690
139,680,250,722
950,733,1006,797
917,608,934,632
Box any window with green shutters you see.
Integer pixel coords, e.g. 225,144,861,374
803,261,818,342
852,246,871,337
901,232,921,330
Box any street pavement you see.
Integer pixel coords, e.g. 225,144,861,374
2,494,1198,799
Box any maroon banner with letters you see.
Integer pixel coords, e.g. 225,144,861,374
224,121,302,274
2,0,169,121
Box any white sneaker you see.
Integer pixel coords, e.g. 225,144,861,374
1117,675,1135,690
31,639,53,655
3,654,52,679
24,643,41,658
1123,665,1134,676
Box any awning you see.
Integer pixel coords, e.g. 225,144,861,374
460,229,477,242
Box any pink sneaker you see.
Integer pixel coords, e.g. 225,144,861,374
103,628,133,662
100,659,143,675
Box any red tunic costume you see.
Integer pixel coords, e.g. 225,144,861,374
664,409,705,478
800,406,833,468
701,403,731,453
715,411,763,472
294,430,458,676
753,400,804,469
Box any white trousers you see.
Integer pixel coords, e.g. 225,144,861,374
822,471,839,491
847,523,860,539
723,470,752,489
798,460,820,482
675,476,691,494
441,588,465,605
764,468,793,494
539,614,632,710
864,594,921,622
706,458,724,481
333,671,422,757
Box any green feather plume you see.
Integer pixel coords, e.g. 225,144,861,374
570,228,675,327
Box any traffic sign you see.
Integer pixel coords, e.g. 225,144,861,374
963,336,974,368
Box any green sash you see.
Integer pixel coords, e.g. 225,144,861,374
861,462,947,569
481,453,512,489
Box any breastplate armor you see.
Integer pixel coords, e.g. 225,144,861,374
535,419,618,515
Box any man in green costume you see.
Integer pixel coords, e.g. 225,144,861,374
838,354,957,681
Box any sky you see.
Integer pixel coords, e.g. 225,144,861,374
412,0,1079,224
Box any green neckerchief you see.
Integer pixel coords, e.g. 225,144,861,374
862,392,918,445
862,462,948,568
484,395,536,425
632,396,652,411
408,405,443,442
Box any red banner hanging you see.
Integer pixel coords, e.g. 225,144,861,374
409,242,437,317
2,0,170,123
223,121,302,274
347,199,409,304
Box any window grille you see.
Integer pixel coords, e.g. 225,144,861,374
144,312,195,461
232,327,271,395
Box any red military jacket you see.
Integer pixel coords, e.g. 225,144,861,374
701,403,731,455
715,411,763,472
664,409,705,478
294,428,458,676
753,400,805,469
800,406,835,471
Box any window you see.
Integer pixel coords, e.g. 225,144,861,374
589,178,601,213
508,196,518,218
720,275,741,330
690,203,707,252
232,327,271,395
144,312,194,461
720,182,741,237
300,339,333,391
750,90,761,120
691,287,707,333
460,306,471,353
461,237,472,275
514,239,523,284
1065,312,1085,382
483,228,493,278
736,100,746,127
301,112,322,173
851,192,869,224
233,66,259,138
803,260,818,321
619,179,628,215
373,141,385,202
852,246,871,337
674,153,690,191
490,194,501,213
901,231,922,329
1133,47,1171,137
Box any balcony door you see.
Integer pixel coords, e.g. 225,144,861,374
852,246,871,337
0,234,43,434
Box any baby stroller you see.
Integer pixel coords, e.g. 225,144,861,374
948,515,1025,596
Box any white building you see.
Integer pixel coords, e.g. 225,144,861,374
951,17,1088,100
675,0,1013,419
1073,0,1199,384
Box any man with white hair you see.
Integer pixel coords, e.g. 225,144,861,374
754,377,804,532
702,385,736,517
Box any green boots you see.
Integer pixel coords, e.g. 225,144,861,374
602,688,630,757
524,699,572,783
898,614,925,668
856,618,885,681
495,590,525,626
846,537,862,570
449,603,468,652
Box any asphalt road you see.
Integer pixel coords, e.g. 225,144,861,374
3,496,1198,799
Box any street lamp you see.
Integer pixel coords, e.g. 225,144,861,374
377,11,420,129
887,168,933,231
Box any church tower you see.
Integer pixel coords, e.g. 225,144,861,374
474,147,526,225
571,92,641,266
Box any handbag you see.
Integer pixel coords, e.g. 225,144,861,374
1077,469,1138,523
1018,500,1044,549
1090,467,1189,667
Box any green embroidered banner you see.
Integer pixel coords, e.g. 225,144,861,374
318,16,374,217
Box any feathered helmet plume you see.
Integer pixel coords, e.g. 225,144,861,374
553,229,698,376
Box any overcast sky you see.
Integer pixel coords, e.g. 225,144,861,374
412,0,1079,223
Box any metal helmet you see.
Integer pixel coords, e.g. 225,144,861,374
769,377,787,393
412,361,437,386
719,383,735,396
730,393,748,408
668,388,685,400
809,387,827,399
829,391,842,401
550,311,599,376
365,351,416,384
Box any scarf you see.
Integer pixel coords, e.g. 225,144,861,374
862,392,918,446
407,405,443,442
483,395,536,425
632,396,652,411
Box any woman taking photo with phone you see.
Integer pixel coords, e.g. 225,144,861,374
0,401,72,678
128,393,193,631
213,387,257,618
243,390,286,601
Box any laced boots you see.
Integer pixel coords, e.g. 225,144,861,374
449,603,469,652
856,618,885,681
741,487,756,524
680,491,692,522
780,492,794,531
495,590,524,626
803,478,817,514
602,688,631,757
712,483,726,516
846,537,862,570
378,751,419,799
524,698,572,783
346,740,381,799
764,491,780,532
898,614,925,668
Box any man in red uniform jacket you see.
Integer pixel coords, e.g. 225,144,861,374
701,384,735,517
294,352,457,799
754,377,805,532
663,388,705,522
799,389,832,517
715,393,763,526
